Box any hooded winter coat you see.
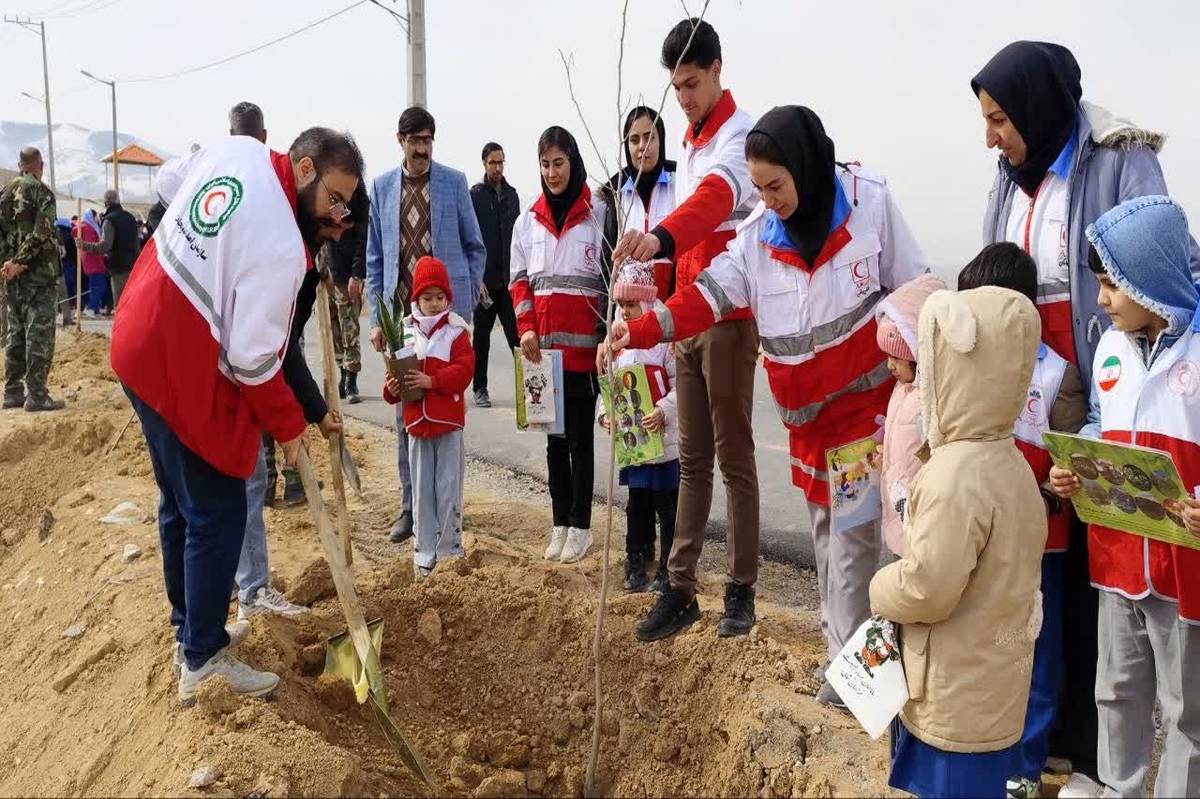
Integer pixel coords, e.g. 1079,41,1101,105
870,287,1048,753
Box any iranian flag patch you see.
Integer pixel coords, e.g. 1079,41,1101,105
1098,355,1122,392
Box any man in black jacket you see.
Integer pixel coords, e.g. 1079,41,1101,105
317,185,367,404
77,189,140,308
468,142,520,407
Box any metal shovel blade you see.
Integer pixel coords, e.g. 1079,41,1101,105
339,438,362,494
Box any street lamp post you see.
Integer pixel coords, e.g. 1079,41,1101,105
4,17,56,191
80,69,119,198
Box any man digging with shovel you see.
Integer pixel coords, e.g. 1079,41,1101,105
111,128,364,705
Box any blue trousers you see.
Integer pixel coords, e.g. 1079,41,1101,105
126,387,247,670
234,447,270,605
85,273,107,313
1014,552,1066,780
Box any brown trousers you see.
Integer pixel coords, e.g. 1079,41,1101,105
667,317,761,596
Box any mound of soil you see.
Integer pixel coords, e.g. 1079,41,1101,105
0,330,894,797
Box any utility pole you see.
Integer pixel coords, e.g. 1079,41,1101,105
406,0,427,108
4,17,56,191
81,70,119,198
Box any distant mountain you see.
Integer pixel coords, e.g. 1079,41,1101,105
0,120,174,203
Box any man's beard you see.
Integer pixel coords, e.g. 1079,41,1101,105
296,179,332,251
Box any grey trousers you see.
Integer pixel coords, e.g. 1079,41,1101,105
806,500,881,661
1096,590,1200,798
409,430,465,569
393,405,413,514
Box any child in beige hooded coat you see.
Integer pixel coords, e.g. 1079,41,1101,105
870,286,1048,798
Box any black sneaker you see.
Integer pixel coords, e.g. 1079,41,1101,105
25,394,66,412
263,480,278,509
282,478,306,507
649,564,669,593
474,389,492,408
345,372,361,405
388,510,414,543
635,586,700,642
623,552,648,593
338,369,347,400
2,393,25,410
717,583,756,637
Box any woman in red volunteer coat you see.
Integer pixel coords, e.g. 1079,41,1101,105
610,106,928,706
510,126,606,565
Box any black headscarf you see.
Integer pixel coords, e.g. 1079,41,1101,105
748,106,837,268
539,126,587,232
971,41,1083,196
607,107,677,211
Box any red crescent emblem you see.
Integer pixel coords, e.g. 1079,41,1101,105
203,189,228,216
852,261,869,280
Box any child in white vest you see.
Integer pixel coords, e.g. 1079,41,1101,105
1049,196,1200,798
384,256,475,580
598,262,679,593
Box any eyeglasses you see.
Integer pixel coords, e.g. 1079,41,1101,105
320,176,351,223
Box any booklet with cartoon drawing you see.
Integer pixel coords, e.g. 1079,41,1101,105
1043,432,1200,550
827,436,883,534
825,616,908,740
514,348,564,435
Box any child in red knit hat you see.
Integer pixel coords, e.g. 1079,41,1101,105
384,256,476,580
598,261,679,593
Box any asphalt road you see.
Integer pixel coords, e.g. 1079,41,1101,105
80,314,814,567
305,317,815,568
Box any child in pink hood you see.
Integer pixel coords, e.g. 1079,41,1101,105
875,274,946,557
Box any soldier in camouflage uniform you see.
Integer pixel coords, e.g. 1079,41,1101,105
0,148,65,412
317,186,366,404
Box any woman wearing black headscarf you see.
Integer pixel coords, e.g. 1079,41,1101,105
509,125,607,566
608,104,929,689
972,41,1200,799
601,107,678,301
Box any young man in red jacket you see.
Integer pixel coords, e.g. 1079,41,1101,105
611,18,761,641
384,256,474,580
111,127,363,705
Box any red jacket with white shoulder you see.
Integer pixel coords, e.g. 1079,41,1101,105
627,165,929,505
509,185,606,373
110,137,307,479
1089,323,1200,622
384,311,474,438
651,89,757,323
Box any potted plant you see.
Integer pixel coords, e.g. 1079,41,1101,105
376,294,424,402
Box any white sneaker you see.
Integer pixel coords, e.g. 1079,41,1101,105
238,587,309,620
543,526,568,560
559,527,593,563
177,649,279,706
413,562,434,581
172,620,252,673
1058,773,1104,798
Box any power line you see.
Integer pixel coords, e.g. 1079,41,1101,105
116,0,369,84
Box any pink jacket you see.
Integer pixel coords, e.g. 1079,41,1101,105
79,215,106,276
876,273,946,554
881,382,922,555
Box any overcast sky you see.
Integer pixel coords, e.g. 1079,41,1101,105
1,0,1196,269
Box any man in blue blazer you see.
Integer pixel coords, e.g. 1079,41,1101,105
366,106,486,543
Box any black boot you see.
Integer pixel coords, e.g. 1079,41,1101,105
717,583,756,637
263,479,278,509
2,390,25,410
388,510,414,543
338,369,347,400
649,563,669,593
635,586,700,642
623,552,648,593
346,371,361,404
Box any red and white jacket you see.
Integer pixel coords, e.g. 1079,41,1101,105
509,185,606,373
1089,323,1200,622
627,165,928,505
1013,342,1072,552
596,341,679,464
612,170,677,301
653,90,757,323
383,310,474,438
111,137,307,479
